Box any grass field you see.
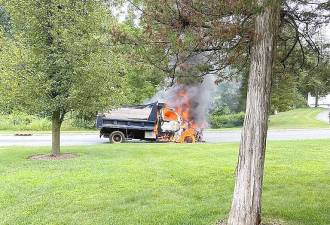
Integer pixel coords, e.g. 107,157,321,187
269,108,329,129
208,108,329,131
0,140,329,225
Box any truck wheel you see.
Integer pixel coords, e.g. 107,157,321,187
184,136,193,143
109,131,125,143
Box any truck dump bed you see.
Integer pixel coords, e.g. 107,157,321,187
103,107,152,120
96,102,162,132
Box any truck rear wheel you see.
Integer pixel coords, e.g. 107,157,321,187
184,136,193,143
109,131,125,143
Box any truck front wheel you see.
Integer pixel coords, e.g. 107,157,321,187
109,131,125,143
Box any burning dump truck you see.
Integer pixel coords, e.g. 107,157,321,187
96,102,203,143
97,76,214,143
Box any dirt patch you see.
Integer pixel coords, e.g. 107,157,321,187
216,220,283,225
217,223,282,225
29,153,78,161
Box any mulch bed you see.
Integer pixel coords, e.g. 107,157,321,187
216,219,283,225
14,133,33,136
29,153,78,161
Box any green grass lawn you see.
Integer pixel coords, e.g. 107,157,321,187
209,108,329,131
269,108,329,129
0,140,329,225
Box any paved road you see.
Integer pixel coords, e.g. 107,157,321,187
1,129,330,146
316,108,330,123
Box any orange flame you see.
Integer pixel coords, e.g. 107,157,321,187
166,87,205,143
173,88,202,128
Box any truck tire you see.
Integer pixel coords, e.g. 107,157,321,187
109,131,125,143
184,136,193,143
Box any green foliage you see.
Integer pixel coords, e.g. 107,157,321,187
0,0,128,119
0,1,166,140
0,140,330,225
271,73,307,112
69,114,96,129
0,112,50,131
297,61,330,99
0,6,11,35
211,80,242,115
110,22,166,104
0,112,96,131
0,28,45,113
209,112,245,128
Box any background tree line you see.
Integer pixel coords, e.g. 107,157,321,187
1,0,329,132
0,0,165,154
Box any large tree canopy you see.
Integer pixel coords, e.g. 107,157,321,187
0,0,129,155
115,0,329,83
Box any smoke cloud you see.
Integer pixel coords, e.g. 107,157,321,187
148,74,216,127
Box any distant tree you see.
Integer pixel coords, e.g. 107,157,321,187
239,23,330,113
211,80,242,115
110,23,166,103
271,73,307,112
298,60,330,107
0,0,127,156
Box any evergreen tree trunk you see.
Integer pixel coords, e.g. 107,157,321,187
51,110,62,156
227,1,280,225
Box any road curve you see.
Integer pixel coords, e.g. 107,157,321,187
316,108,330,123
1,129,330,146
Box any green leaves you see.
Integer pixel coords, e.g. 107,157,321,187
0,0,130,118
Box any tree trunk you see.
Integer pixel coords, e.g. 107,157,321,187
315,92,319,108
227,1,280,225
51,110,62,156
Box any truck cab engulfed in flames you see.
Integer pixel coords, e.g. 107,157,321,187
96,102,203,143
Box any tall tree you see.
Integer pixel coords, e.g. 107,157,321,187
227,1,280,224
0,0,127,155
118,0,329,224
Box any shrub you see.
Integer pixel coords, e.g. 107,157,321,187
70,117,96,129
209,112,245,128
0,112,51,131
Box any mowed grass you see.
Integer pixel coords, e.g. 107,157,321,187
269,108,329,129
0,140,329,225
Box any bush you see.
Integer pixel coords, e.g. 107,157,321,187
0,112,96,131
70,117,96,129
0,112,51,131
209,112,245,128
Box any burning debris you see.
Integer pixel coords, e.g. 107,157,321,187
149,74,216,142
